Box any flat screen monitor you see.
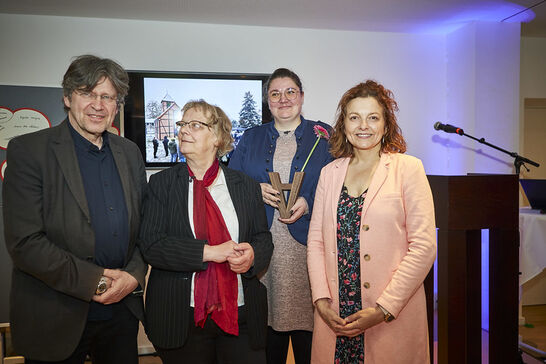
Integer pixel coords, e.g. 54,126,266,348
123,71,271,168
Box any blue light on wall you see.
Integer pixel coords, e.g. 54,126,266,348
411,1,535,34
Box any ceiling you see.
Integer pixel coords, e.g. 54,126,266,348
1,0,545,36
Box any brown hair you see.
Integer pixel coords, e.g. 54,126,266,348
263,68,303,103
62,55,129,112
181,100,234,157
329,80,406,158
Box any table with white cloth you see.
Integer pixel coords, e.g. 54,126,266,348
519,207,546,325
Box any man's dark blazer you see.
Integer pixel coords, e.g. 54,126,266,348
139,163,273,350
3,120,148,361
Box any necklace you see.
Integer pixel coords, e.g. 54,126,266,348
278,129,295,145
274,119,300,134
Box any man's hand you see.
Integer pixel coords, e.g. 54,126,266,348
92,269,138,305
227,242,255,274
278,197,308,224
260,183,280,208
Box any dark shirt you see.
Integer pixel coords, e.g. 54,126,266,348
68,122,129,320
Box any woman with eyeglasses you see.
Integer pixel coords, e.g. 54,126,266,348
230,68,332,364
139,100,273,364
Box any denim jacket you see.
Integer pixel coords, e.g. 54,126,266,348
229,116,333,245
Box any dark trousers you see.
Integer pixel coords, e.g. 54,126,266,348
156,307,265,364
26,303,139,364
266,327,312,364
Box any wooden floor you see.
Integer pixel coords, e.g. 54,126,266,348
519,304,546,364
521,305,546,352
136,305,546,364
138,354,161,364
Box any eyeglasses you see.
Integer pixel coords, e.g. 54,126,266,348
268,88,300,103
176,120,212,132
75,90,118,105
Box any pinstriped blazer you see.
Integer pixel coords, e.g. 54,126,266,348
139,163,273,349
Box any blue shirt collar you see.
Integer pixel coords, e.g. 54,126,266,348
67,119,110,152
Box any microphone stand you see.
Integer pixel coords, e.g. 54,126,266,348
455,131,539,175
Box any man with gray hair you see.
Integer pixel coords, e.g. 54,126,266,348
3,55,147,363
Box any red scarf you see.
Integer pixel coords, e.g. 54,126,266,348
189,159,238,335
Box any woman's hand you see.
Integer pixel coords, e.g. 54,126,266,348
336,306,384,338
278,197,308,224
227,242,255,273
203,240,241,263
315,298,347,335
260,183,280,208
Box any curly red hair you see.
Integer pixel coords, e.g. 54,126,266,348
330,80,406,158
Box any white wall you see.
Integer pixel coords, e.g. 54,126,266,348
443,21,521,175
0,14,448,166
0,14,522,175
473,22,520,174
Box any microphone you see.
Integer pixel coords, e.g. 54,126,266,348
434,122,464,135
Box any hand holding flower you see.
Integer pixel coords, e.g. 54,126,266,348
301,125,330,172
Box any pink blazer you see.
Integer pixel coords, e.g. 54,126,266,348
307,153,436,364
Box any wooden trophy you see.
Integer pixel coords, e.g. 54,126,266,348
268,172,305,219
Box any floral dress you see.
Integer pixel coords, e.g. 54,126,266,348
335,185,367,364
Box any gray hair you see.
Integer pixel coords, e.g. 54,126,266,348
62,54,129,111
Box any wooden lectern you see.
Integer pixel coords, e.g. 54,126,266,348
425,175,519,364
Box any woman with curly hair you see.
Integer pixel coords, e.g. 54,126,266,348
307,80,436,363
